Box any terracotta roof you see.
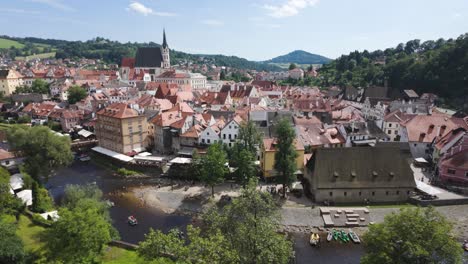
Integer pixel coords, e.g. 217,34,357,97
0,148,15,160
263,138,304,152
97,103,140,119
151,111,184,127
403,115,460,143
181,124,203,138
440,150,468,170
121,57,135,68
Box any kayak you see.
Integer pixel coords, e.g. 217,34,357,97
309,233,320,246
340,230,350,243
348,229,361,244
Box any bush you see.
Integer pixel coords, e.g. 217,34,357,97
116,168,138,177
17,115,31,124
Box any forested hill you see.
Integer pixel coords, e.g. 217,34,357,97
266,50,331,64
0,36,282,72
317,33,468,110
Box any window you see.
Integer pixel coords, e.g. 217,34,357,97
414,144,417,147
223,134,226,139
329,192,333,197
396,191,400,195
207,132,210,135
344,192,347,196
466,172,468,177
207,139,211,144
407,190,410,195
372,191,375,196
389,123,392,127
202,139,205,143
358,192,362,196
388,130,391,134
386,191,389,196
447,169,456,174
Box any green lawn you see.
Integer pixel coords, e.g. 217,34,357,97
102,247,148,264
0,38,24,49
16,215,47,253
15,52,56,61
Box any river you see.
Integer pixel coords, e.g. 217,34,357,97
45,161,366,263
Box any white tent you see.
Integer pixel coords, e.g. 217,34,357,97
16,190,32,206
9,173,24,191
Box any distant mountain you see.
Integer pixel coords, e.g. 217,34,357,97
266,50,331,65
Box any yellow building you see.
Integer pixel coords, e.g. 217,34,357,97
260,138,305,178
96,103,148,154
0,69,23,96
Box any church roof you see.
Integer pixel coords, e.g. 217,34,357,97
135,47,163,68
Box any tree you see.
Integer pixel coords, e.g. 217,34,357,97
231,144,256,187
0,167,23,215
274,118,297,197
238,120,262,155
0,221,25,264
289,63,297,70
31,180,53,213
7,126,73,180
362,207,464,264
30,79,50,94
17,115,31,124
200,143,228,197
44,200,114,263
220,70,226,80
203,180,294,264
67,85,87,104
138,226,238,264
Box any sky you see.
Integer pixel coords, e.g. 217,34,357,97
1,0,467,60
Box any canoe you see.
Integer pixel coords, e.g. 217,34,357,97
348,229,361,244
327,231,333,242
309,233,320,246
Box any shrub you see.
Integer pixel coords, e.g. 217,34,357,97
116,168,138,177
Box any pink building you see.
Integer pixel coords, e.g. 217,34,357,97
438,133,468,185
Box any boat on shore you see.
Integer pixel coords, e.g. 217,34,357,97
309,232,320,246
128,215,138,226
327,230,333,242
348,229,361,244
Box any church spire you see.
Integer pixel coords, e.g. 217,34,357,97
162,29,168,49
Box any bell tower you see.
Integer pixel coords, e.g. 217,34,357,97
161,29,170,69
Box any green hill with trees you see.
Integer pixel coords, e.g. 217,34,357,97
317,33,468,110
266,50,331,65
0,36,281,71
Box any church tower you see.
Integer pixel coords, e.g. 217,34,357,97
161,29,170,69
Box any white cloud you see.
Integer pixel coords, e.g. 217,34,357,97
128,2,153,16
127,2,177,17
30,0,74,11
264,0,319,18
452,13,462,20
201,19,224,26
0,8,40,14
256,23,281,29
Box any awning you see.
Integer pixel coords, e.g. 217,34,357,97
17,190,32,206
137,152,152,157
77,129,94,138
169,157,192,164
92,146,134,162
132,147,146,153
134,155,164,162
414,157,429,163
178,147,195,156
9,173,24,191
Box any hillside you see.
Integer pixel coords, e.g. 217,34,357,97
266,50,331,65
317,33,468,110
0,38,24,49
0,36,282,72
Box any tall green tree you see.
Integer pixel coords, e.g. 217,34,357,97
31,180,53,213
288,63,297,70
44,199,114,263
274,118,297,197
138,226,238,264
7,126,73,180
67,85,87,104
0,221,25,264
200,143,228,197
231,144,256,187
238,120,262,155
203,179,294,264
362,207,464,264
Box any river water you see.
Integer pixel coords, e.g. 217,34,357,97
45,161,365,263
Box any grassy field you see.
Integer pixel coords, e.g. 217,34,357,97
0,38,24,49
15,52,56,61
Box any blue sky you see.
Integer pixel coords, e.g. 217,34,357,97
1,0,467,60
